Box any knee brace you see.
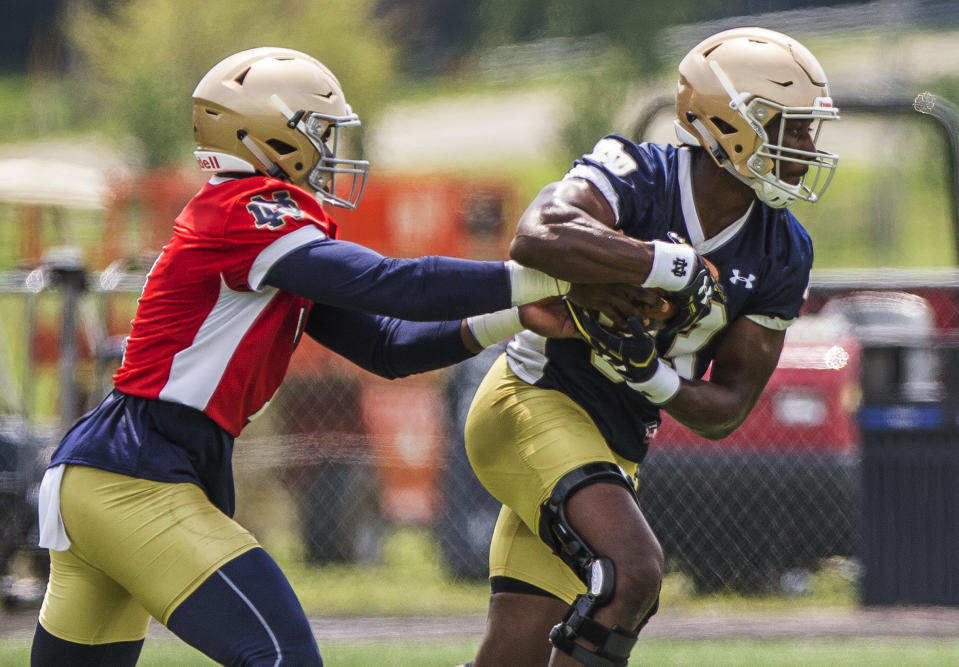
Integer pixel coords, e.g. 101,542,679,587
538,462,641,667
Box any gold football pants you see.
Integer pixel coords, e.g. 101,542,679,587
39,465,259,644
465,354,637,603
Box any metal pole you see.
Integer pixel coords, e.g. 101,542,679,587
43,248,87,432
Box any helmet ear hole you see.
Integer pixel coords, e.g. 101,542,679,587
266,139,297,155
710,117,737,135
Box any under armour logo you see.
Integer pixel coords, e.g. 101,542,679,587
671,258,689,278
246,191,304,230
729,269,756,289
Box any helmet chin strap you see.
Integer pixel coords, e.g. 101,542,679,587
725,161,795,209
749,177,794,209
236,129,287,179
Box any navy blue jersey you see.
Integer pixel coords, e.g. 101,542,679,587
53,390,239,514
506,137,813,463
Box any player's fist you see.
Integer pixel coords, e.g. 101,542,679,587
661,254,724,337
564,298,660,384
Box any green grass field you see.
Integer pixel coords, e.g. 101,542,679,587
264,526,860,618
5,529,955,665
2,636,959,666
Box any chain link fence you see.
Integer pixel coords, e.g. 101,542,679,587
1,235,958,617
224,275,954,599
0,280,955,606
2,209,959,612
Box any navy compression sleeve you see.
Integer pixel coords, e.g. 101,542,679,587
263,238,510,320
305,302,472,378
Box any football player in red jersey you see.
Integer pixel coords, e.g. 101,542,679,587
462,28,839,666
28,47,593,666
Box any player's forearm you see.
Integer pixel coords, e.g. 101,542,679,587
660,378,759,440
306,304,473,378
374,318,476,377
509,184,656,284
664,319,784,438
511,222,656,284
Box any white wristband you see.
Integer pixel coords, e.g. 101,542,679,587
506,261,570,306
467,307,523,348
641,240,697,291
626,361,681,405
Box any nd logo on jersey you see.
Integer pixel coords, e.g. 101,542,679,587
246,191,304,230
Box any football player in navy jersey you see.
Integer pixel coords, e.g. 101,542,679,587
28,47,596,667
463,28,839,667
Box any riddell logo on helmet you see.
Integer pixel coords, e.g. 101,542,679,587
813,97,834,109
196,155,221,170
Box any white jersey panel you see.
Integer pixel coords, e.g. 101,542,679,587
159,277,278,411
506,329,550,384
248,225,327,291
565,164,621,222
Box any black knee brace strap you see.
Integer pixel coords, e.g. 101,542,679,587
538,463,641,666
538,461,638,579
548,558,639,667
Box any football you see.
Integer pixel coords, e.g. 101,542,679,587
638,256,720,331
592,288,676,333
634,289,677,331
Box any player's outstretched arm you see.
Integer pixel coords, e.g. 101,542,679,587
305,298,574,378
263,237,568,322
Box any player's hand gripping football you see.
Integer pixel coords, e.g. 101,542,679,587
563,297,660,384
566,283,660,331
660,236,726,338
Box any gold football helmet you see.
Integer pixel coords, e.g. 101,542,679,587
192,47,369,209
676,27,839,208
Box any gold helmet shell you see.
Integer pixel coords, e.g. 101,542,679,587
676,27,839,208
193,47,368,208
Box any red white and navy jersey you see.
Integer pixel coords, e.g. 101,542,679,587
49,174,513,514
507,137,814,463
113,175,336,436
